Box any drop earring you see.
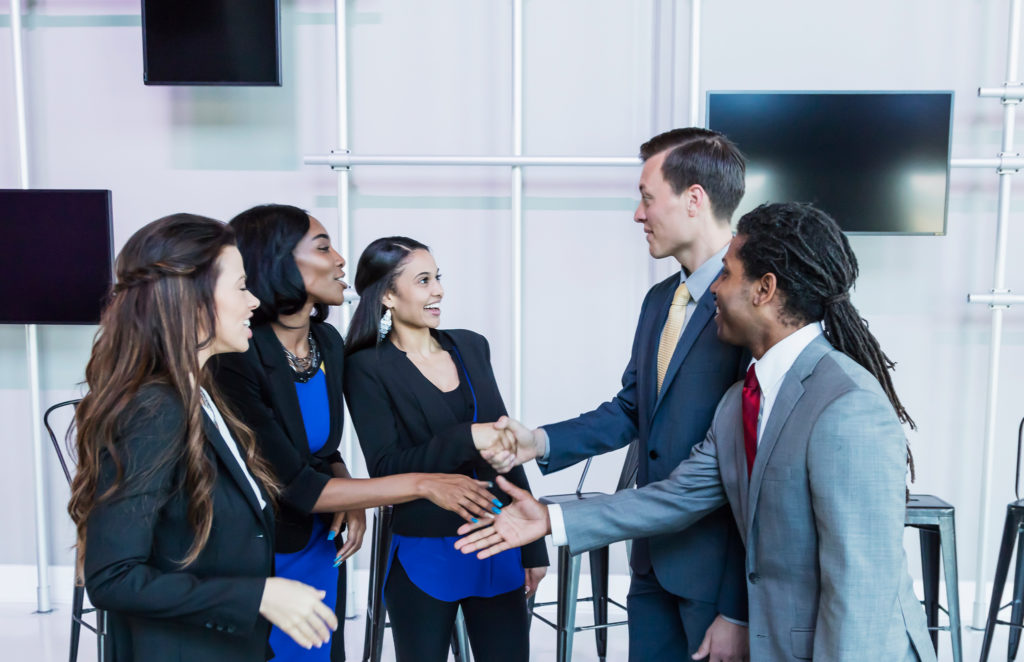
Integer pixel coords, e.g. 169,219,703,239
378,308,393,341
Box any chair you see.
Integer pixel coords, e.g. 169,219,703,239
43,398,110,662
904,494,962,662
361,505,471,662
980,417,1024,662
530,441,639,662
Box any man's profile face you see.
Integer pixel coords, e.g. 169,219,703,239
634,149,692,260
710,236,755,348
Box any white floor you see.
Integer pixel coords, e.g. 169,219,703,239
0,599,1005,662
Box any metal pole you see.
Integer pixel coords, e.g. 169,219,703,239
304,153,640,168
971,0,1021,628
331,0,359,618
688,0,702,127
10,0,52,614
511,0,524,421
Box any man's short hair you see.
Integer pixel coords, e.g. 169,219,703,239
640,128,746,221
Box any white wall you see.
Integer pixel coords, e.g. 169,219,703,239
1,0,1022,597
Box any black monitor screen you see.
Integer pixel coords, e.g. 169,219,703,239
706,92,953,234
0,190,113,325
142,0,281,86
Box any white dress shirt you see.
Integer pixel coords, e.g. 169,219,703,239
200,387,267,510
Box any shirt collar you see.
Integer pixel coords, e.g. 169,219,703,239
678,242,730,302
750,323,823,400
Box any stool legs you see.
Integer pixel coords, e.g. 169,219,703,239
450,608,471,662
96,608,109,662
937,512,962,662
69,584,85,662
362,508,391,662
982,507,1024,661
588,547,609,662
919,527,940,653
556,547,582,662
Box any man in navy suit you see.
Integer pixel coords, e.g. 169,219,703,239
486,128,750,661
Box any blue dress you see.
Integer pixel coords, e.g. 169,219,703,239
268,367,339,661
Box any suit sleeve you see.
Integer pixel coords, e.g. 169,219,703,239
540,290,651,473
84,395,265,634
560,419,729,556
212,352,331,513
807,389,909,660
715,522,749,622
343,351,480,476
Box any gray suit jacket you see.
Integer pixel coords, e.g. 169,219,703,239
561,336,935,661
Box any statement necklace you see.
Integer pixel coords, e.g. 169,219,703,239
283,331,321,383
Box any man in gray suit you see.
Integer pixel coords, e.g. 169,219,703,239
462,202,934,661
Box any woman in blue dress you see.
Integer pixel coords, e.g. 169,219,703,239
343,236,549,662
212,206,500,661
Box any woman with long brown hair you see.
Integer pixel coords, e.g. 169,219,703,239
68,214,337,662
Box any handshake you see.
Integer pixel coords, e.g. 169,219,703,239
469,416,547,473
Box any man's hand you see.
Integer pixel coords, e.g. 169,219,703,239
330,508,366,566
692,614,749,662
454,476,551,558
479,416,546,473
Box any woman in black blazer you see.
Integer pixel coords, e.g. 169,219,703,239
69,214,337,662
211,206,499,662
344,236,549,662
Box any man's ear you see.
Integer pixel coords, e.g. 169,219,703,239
684,184,708,217
752,272,778,307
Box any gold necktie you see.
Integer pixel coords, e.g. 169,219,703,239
656,282,691,394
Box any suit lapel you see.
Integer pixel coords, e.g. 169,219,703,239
379,339,461,433
652,287,717,415
254,326,310,453
312,323,345,444
201,414,268,523
745,336,831,534
642,281,676,417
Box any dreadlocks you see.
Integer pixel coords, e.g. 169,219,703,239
736,202,916,432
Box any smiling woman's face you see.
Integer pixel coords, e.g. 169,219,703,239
382,249,444,331
292,215,347,307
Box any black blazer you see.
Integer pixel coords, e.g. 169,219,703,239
84,384,274,662
542,270,749,618
211,322,346,553
344,329,548,568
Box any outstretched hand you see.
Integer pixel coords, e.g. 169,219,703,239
417,473,498,524
478,416,545,474
453,476,551,559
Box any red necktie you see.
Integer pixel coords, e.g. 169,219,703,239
742,364,761,478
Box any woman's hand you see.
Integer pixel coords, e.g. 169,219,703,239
524,566,547,598
471,422,517,455
258,577,338,650
416,473,500,523
329,508,366,566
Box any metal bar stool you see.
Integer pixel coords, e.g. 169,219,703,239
981,418,1024,662
44,399,111,662
532,443,638,662
904,494,962,662
361,505,471,662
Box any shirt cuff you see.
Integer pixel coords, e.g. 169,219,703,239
720,615,748,627
549,504,568,547
537,427,552,466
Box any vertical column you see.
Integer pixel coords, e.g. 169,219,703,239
972,0,1022,627
511,0,524,421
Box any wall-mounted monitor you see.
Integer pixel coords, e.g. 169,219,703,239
706,91,954,235
142,0,281,86
0,189,114,325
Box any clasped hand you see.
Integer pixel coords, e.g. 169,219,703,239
471,416,543,474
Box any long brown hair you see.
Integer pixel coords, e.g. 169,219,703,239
68,214,279,570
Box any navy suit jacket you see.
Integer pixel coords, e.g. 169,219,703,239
543,271,748,618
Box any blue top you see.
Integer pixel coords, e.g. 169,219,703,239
387,350,524,601
293,367,329,454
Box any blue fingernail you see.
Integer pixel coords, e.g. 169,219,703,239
492,499,502,507
333,558,342,567
327,531,336,541
492,506,502,514
472,518,479,523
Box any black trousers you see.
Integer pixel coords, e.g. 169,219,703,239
384,555,530,662
626,569,719,661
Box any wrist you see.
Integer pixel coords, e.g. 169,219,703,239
534,428,549,458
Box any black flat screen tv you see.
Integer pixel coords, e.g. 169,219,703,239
0,189,114,325
142,0,281,86
706,91,954,235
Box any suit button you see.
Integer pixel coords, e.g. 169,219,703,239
748,572,760,584
205,622,214,629
216,624,224,632
649,450,659,460
256,533,265,538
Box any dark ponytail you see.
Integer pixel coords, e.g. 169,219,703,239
346,236,430,355
736,202,916,431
